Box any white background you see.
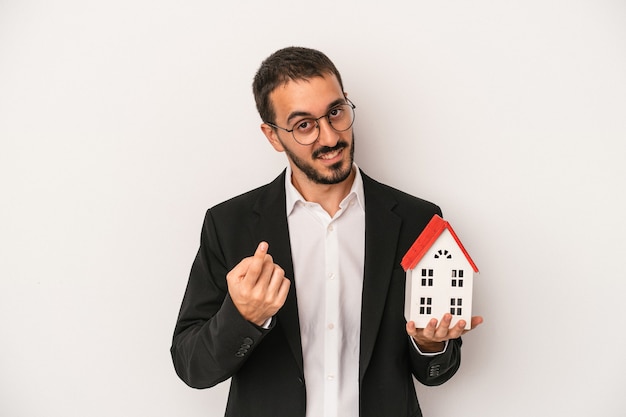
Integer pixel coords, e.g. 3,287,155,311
1,1,625,416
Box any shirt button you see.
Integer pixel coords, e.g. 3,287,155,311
328,323,334,330
327,375,335,381
328,273,335,280
328,225,334,232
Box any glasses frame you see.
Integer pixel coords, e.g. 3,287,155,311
265,98,356,146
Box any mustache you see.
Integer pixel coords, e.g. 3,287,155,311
312,141,348,159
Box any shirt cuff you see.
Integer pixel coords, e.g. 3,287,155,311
261,317,273,329
410,337,449,356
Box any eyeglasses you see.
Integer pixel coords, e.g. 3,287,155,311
266,99,356,145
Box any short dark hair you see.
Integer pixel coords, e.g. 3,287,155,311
252,46,344,124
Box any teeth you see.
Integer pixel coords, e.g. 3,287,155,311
319,149,341,160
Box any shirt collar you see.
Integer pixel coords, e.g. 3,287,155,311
285,163,365,216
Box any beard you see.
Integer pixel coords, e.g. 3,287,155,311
283,134,355,185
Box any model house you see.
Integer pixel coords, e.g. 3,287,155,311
401,214,479,330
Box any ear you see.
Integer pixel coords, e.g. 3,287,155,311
260,123,285,152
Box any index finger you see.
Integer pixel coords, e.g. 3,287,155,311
226,242,269,283
244,241,272,285
254,241,269,258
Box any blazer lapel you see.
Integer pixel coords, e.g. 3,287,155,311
359,173,402,381
251,171,304,375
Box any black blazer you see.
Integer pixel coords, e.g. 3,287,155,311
171,170,462,417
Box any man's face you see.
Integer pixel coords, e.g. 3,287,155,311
262,75,354,186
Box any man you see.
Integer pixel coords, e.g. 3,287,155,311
171,46,482,417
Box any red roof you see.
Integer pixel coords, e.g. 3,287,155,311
401,214,479,272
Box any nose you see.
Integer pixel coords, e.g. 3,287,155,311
315,117,340,147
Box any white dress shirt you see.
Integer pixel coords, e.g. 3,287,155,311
286,164,365,417
284,164,447,417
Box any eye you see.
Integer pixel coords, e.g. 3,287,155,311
295,119,315,133
328,106,344,120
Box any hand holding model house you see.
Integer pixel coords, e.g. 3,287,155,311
402,215,484,352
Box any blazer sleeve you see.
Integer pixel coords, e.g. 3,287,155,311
170,209,271,389
408,337,462,386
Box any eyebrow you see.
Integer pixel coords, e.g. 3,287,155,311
285,98,347,125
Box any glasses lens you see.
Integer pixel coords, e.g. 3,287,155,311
292,118,319,145
291,103,355,145
327,104,355,132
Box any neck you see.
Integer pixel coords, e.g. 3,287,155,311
291,167,356,217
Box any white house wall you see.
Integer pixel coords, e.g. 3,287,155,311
405,229,474,330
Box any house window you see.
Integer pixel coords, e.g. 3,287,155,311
419,297,432,315
434,249,452,259
420,269,434,286
450,298,462,315
451,270,464,287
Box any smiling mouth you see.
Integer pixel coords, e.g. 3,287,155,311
314,142,347,160
318,148,343,160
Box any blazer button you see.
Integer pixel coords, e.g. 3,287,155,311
235,337,254,357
